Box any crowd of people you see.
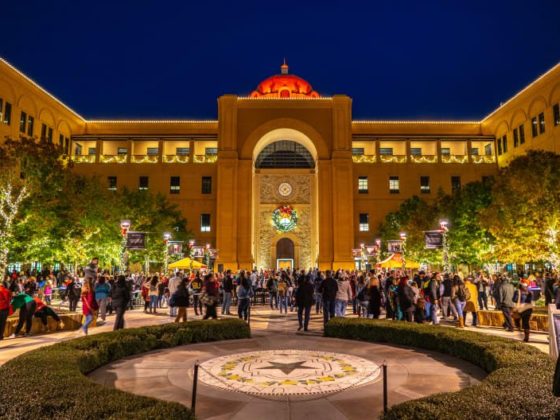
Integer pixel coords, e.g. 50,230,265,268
0,260,554,342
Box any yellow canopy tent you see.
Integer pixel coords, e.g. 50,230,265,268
168,257,207,270
378,253,420,269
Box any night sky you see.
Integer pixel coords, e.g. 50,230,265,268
1,0,559,120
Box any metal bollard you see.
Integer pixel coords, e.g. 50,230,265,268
383,362,388,414
192,362,199,416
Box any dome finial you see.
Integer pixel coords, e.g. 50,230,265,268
281,58,288,75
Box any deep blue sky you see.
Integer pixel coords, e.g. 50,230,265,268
1,0,559,120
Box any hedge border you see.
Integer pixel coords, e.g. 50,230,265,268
0,319,251,419
325,318,559,419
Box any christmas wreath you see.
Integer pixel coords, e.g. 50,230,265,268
272,205,298,232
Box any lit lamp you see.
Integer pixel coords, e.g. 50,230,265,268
163,232,172,273
119,220,131,273
375,238,381,266
439,220,450,273
399,232,407,272
120,219,131,237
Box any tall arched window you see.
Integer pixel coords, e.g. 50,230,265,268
255,141,315,169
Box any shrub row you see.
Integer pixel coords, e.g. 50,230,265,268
0,319,251,419
325,318,560,419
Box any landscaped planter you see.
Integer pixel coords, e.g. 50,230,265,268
0,319,251,419
3,312,84,337
325,318,559,419
477,309,548,332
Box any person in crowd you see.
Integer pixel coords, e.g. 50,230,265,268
334,273,352,317
423,273,440,325
319,270,338,326
190,274,204,316
513,282,534,342
84,257,99,283
464,276,479,327
64,276,81,312
313,273,323,314
94,276,111,324
172,278,190,323
295,275,314,331
168,271,181,317
44,279,53,305
368,277,382,319
355,275,369,318
157,277,167,308
451,275,469,328
10,292,36,337
498,276,515,332
545,273,556,306
277,274,289,314
237,273,254,321
475,273,489,310
80,279,97,336
147,276,159,314
33,296,61,332
266,274,278,310
202,273,219,320
222,270,234,315
111,275,130,330
397,277,416,322
0,281,12,339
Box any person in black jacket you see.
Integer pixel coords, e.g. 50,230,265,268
319,270,338,326
65,277,81,312
295,275,315,331
111,275,130,330
397,276,416,322
172,278,190,323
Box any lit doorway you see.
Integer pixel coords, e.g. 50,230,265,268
276,238,295,269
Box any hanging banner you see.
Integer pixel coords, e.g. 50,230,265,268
168,241,183,255
424,230,443,249
387,240,403,253
126,232,146,250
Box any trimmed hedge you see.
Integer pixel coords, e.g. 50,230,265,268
0,319,250,419
325,318,560,419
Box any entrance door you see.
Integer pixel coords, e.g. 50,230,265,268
276,238,295,269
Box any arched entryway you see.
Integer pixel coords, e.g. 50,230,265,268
276,238,295,269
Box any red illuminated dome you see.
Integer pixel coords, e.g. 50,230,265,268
250,61,320,98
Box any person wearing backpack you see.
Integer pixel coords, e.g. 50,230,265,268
451,275,469,328
65,277,81,312
267,275,278,309
171,278,189,323
464,276,479,327
277,274,289,314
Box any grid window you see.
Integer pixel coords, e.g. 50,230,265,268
205,147,218,155
379,147,393,156
27,115,34,136
389,176,400,194
470,148,479,155
202,176,212,194
451,176,461,193
538,112,545,134
170,176,180,194
147,147,159,156
117,147,128,155
352,147,365,156
176,147,190,156
359,213,369,232
554,104,560,126
139,176,149,191
3,102,11,125
420,176,430,194
410,147,422,156
107,176,117,191
519,124,525,144
358,176,368,193
201,214,211,232
19,111,27,133
531,117,538,137
441,147,451,156
88,147,96,155
513,128,519,147
502,135,507,153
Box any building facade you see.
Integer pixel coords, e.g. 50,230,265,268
1,59,559,270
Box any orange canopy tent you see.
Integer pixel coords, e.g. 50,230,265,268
378,253,420,269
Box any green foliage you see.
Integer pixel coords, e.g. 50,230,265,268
0,319,251,419
325,318,559,419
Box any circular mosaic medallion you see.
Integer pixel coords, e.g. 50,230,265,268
278,182,293,197
198,349,380,396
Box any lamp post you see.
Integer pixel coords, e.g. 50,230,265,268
205,243,211,270
163,232,172,273
360,243,367,270
375,238,381,266
440,220,449,273
120,219,131,273
188,239,195,271
400,232,407,272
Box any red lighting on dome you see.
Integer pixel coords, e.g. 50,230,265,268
250,62,320,98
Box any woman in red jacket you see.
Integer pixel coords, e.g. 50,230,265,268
0,282,12,340
81,279,97,336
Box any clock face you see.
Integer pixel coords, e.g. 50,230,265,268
278,182,293,197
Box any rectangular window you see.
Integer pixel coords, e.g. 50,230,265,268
201,176,212,194
502,135,507,153
538,112,545,134
64,138,70,155
41,123,47,141
389,176,399,194
117,147,128,155
554,103,560,126
47,127,53,143
441,147,451,156
513,128,519,147
3,102,11,125
170,176,180,194
358,176,368,193
485,143,493,156
27,115,34,136
88,147,96,155
531,117,538,137
519,124,525,144
352,147,365,156
75,143,82,156
139,176,149,191
205,147,218,156
420,176,430,194
410,147,422,156
19,111,27,133
147,147,159,156
107,176,117,191
470,147,479,155
379,147,393,156
176,147,190,156
200,214,211,232
359,213,369,232
451,176,461,193
497,138,502,155
59,134,64,147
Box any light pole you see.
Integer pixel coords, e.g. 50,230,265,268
188,239,195,271
120,219,131,273
360,243,367,270
375,238,381,266
163,232,172,273
205,243,211,270
440,220,449,273
400,232,407,272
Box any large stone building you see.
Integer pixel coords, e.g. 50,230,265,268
1,58,559,271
